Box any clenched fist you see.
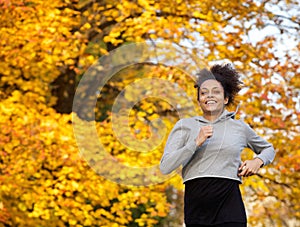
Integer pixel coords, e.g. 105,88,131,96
195,125,213,147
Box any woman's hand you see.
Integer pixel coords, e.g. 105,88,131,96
195,125,213,147
238,158,264,177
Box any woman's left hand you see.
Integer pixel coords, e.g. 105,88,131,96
238,158,264,177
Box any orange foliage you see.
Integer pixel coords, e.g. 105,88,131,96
0,0,299,226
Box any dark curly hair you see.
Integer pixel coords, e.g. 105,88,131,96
194,63,243,106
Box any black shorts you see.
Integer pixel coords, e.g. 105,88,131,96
186,223,246,227
184,177,247,226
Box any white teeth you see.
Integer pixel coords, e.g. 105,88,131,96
207,101,216,104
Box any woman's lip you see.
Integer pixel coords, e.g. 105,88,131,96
205,100,217,104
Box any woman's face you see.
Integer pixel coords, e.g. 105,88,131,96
199,79,228,117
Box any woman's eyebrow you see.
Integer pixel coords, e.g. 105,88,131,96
200,87,222,90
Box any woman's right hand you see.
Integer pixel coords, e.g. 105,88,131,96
195,125,213,147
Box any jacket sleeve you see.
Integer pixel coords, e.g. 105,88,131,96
244,123,276,166
160,119,198,175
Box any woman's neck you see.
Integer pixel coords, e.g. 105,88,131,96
203,109,224,122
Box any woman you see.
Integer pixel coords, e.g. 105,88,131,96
160,64,275,227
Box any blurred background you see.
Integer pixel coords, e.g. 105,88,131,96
0,0,299,226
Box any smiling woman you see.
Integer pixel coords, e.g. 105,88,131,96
160,63,276,227
198,80,228,122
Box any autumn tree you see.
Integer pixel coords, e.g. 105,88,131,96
0,0,173,226
0,0,299,226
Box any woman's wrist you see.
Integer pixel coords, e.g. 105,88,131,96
194,139,201,147
254,157,264,168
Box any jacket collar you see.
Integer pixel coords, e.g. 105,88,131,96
195,105,239,124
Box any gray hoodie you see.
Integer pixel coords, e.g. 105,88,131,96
160,110,275,183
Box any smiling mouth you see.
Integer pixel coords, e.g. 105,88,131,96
205,100,217,104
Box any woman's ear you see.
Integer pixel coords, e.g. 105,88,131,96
224,97,229,105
